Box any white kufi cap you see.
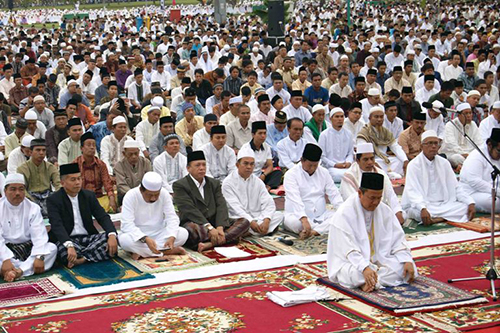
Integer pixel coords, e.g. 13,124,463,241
237,147,255,161
312,104,325,114
329,107,344,116
421,130,439,143
5,173,25,186
456,103,471,112
152,96,164,107
123,139,140,149
112,116,126,126
141,172,163,191
24,110,38,120
356,142,374,154
21,135,35,147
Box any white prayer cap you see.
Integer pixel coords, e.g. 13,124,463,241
252,47,259,53
407,50,415,55
33,95,45,103
123,139,140,149
312,104,325,114
224,44,231,50
467,90,480,97
345,47,353,53
340,54,349,60
431,100,444,109
421,130,439,143
356,142,374,154
293,41,300,45
369,106,384,115
457,103,471,112
368,88,380,96
4,173,25,187
329,107,344,117
237,147,255,161
148,106,161,113
493,44,500,49
112,116,126,126
24,110,38,120
58,58,66,63
67,79,78,86
229,96,242,105
152,96,164,107
21,135,35,148
492,101,500,109
141,172,163,191
370,47,380,53
201,46,209,54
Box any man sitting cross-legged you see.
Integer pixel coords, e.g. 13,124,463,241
222,148,284,236
47,163,118,268
402,130,476,225
173,151,250,252
119,172,188,260
327,172,416,292
0,174,57,282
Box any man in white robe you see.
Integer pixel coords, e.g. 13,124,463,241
7,135,33,174
282,90,312,123
192,114,218,151
439,103,483,170
327,172,416,292
101,116,135,175
357,106,409,178
0,174,57,282
318,107,354,182
478,101,500,142
340,143,404,224
153,134,188,194
119,172,188,260
200,125,236,181
383,101,403,140
459,128,500,213
402,130,476,224
343,102,365,145
277,118,309,170
283,144,343,238
222,148,283,236
360,88,384,123
135,106,160,159
424,101,445,139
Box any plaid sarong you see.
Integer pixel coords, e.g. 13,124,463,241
56,234,111,264
29,190,52,218
6,241,33,261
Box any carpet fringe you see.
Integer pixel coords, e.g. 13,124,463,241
394,297,488,315
48,275,75,294
413,312,460,333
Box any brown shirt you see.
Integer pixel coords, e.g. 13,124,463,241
398,126,422,160
73,155,114,198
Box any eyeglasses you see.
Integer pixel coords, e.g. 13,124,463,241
422,141,441,146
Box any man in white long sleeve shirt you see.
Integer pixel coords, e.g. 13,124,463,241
478,101,500,141
357,106,409,177
153,134,188,193
222,148,283,236
360,88,384,123
415,75,439,105
283,144,343,238
200,125,236,181
277,118,309,170
0,174,57,282
343,102,365,144
119,172,188,260
151,61,172,91
459,128,500,213
327,172,416,292
340,142,404,224
100,116,135,175
403,130,476,224
318,107,354,182
424,101,446,139
282,90,312,123
7,135,33,175
439,103,483,170
443,53,463,81
383,101,404,139
135,106,160,159
127,69,151,113
192,114,218,151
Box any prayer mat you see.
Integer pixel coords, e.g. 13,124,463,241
391,177,405,195
201,239,278,263
58,257,154,289
249,231,328,256
119,249,217,273
0,276,71,307
317,276,486,316
447,215,500,233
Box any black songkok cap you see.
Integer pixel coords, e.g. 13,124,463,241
329,93,342,106
360,172,384,190
302,143,322,162
187,150,206,164
30,138,46,149
393,66,403,72
424,74,435,82
271,94,282,106
402,86,413,94
67,117,82,129
60,163,80,176
80,131,95,146
290,90,303,97
413,111,427,121
490,128,500,143
160,116,174,125
257,94,270,104
211,125,226,135
252,121,267,133
367,68,377,76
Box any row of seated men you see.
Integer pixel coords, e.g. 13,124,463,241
1,142,421,293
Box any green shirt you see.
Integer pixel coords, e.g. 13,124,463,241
57,137,82,165
17,159,61,193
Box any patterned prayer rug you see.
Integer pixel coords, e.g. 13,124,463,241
317,276,486,316
201,239,278,263
0,276,71,307
249,231,329,256
447,215,500,233
119,249,217,273
58,257,154,289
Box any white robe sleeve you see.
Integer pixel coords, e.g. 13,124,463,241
100,136,114,175
258,180,277,220
28,204,51,256
388,141,408,162
318,133,336,168
460,155,492,194
162,192,181,239
325,171,343,208
388,215,413,263
135,122,148,152
153,155,174,193
283,171,308,218
120,192,146,242
222,177,254,222
0,223,14,262
277,140,296,169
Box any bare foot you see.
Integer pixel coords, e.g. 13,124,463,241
311,231,320,237
162,247,186,255
198,242,214,252
431,217,446,224
361,283,375,292
3,268,22,282
131,253,142,260
299,230,311,240
73,258,86,267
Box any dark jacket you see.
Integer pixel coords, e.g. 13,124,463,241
47,188,116,243
173,175,229,228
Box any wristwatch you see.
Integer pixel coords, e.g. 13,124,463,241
36,255,45,261
204,223,214,231
139,236,147,243
64,241,75,249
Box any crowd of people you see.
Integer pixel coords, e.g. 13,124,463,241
1,0,499,293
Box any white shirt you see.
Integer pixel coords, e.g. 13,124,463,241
220,111,237,126
282,104,312,123
360,98,384,123
153,151,188,193
440,118,483,156
277,137,309,169
478,114,500,142
205,95,221,114
266,87,291,105
7,147,28,175
151,70,172,91
415,87,439,105
424,112,446,139
135,120,159,152
383,116,404,139
127,81,151,105
192,128,211,151
343,118,365,144
201,142,236,181
68,194,88,236
189,174,206,199
443,65,463,81
459,146,500,196
329,83,352,98
120,186,181,242
240,141,272,176
318,127,354,168
0,77,15,100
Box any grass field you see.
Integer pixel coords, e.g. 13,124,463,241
6,0,200,12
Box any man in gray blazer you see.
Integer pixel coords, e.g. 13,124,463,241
173,151,250,252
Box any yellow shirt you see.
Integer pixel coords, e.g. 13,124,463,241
174,116,204,147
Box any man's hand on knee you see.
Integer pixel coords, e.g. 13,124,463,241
403,262,416,283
